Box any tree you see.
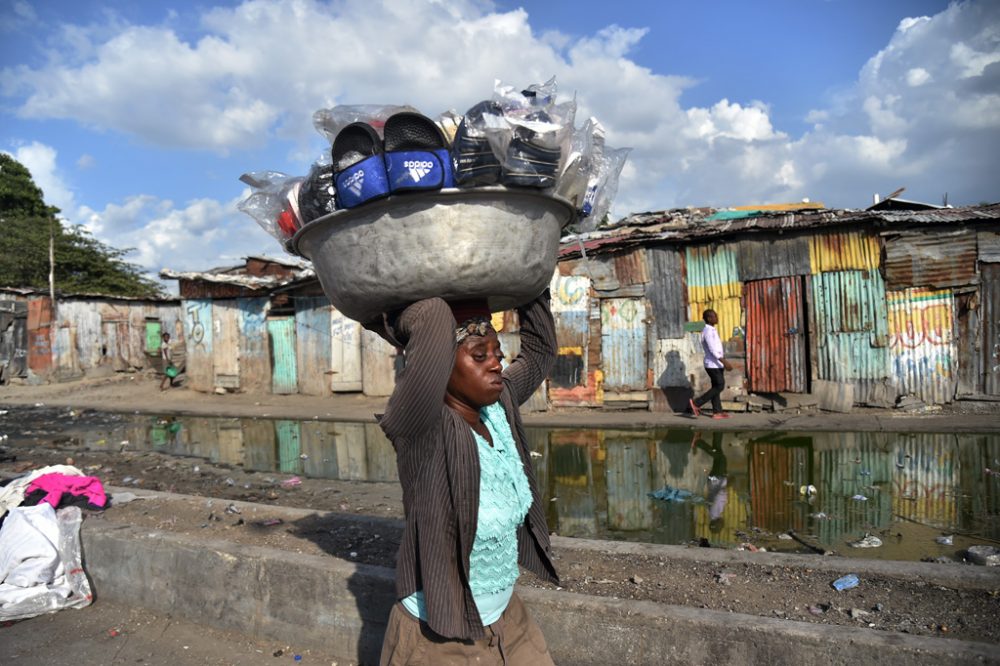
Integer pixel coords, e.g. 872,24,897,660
0,154,162,297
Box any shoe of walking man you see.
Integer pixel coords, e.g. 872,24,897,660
688,309,733,418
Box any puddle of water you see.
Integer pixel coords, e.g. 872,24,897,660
8,410,1000,562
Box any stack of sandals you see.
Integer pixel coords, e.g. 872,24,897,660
331,108,562,211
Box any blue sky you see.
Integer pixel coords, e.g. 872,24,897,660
1,0,998,283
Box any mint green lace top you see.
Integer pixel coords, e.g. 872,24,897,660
402,400,533,625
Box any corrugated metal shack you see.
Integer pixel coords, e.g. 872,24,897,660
160,256,398,397
0,287,181,383
555,203,1000,411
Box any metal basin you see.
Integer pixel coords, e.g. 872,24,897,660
290,187,576,324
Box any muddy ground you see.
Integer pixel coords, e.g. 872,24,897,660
1,396,999,646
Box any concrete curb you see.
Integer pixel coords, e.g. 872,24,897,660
80,490,999,666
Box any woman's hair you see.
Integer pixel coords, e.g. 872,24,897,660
455,316,492,343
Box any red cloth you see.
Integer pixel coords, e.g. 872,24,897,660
25,473,108,509
447,298,491,324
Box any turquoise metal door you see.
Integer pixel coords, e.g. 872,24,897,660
267,317,298,394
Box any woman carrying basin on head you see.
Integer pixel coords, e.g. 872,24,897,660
369,292,559,665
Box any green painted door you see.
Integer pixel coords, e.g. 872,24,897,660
145,320,162,355
267,317,298,394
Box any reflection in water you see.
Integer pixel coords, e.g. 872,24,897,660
70,413,1000,561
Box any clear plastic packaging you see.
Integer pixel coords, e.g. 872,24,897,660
312,104,418,143
487,77,577,189
237,171,305,242
558,117,630,229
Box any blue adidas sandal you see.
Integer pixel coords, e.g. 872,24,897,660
383,112,455,193
332,122,390,209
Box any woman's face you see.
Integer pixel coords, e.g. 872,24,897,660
447,328,505,408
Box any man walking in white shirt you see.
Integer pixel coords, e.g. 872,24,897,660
688,309,732,419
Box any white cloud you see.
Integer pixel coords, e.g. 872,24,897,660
9,141,76,214
76,153,96,169
905,67,931,86
79,193,277,273
2,0,999,229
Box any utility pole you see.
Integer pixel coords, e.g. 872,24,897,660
49,217,56,315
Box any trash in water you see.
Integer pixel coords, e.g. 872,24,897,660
831,574,860,591
778,533,793,540
935,535,954,546
851,494,868,501
849,535,882,548
799,484,817,496
648,485,696,502
281,476,302,488
808,512,829,519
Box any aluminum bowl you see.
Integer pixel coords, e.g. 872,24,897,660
290,187,576,324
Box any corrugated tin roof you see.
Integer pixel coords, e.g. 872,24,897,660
160,267,315,289
559,204,1000,259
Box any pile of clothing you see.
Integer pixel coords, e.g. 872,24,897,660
0,465,106,620
239,78,629,243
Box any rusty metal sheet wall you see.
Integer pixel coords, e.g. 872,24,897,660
978,231,1000,263
887,288,957,404
295,296,331,396
981,264,1000,395
127,307,148,370
55,301,99,373
883,230,978,289
745,277,807,393
238,297,270,393
809,231,880,274
810,270,891,401
685,244,741,303
213,300,241,390
645,246,686,339
811,270,888,342
27,297,53,375
687,296,743,343
686,244,742,343
600,298,647,391
738,236,810,281
362,328,397,397
613,249,649,286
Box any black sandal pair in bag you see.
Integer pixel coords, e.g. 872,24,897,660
452,101,561,189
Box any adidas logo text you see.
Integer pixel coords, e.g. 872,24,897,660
404,159,435,182
344,170,365,196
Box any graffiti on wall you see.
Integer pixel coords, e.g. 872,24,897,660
887,288,955,401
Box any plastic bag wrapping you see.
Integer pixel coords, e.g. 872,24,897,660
312,104,418,143
238,171,305,242
557,117,631,230
0,505,92,621
584,146,630,228
485,77,576,188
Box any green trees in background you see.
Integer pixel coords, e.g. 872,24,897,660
0,154,162,297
